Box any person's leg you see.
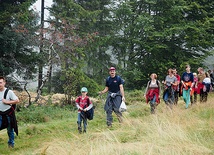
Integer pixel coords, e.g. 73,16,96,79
204,92,208,102
174,91,178,105
106,102,113,127
200,89,203,102
77,113,82,133
190,95,193,105
182,89,188,107
169,89,175,107
7,116,15,148
83,118,87,133
150,95,156,114
114,110,123,123
163,91,169,105
185,89,191,108
194,92,197,104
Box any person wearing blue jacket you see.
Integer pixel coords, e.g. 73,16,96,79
181,65,194,109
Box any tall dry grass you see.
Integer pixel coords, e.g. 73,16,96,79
23,96,213,155
1,93,213,155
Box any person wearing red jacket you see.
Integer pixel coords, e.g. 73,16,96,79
144,73,161,114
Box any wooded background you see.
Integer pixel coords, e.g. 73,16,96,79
0,0,213,103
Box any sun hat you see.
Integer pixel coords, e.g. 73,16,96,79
81,87,88,92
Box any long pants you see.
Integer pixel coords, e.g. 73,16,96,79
149,95,156,114
106,101,122,126
163,90,175,105
200,89,206,102
0,115,15,147
182,88,190,108
190,92,197,104
77,113,87,131
174,90,179,105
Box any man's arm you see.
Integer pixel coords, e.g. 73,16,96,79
119,84,125,101
2,98,19,105
100,86,109,94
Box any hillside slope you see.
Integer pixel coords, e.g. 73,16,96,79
0,93,213,155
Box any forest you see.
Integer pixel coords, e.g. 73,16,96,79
1,0,214,102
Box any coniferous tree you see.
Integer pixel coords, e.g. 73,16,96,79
112,0,214,89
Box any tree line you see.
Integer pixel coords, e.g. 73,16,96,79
0,0,213,104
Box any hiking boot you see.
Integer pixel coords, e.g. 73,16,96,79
78,127,82,133
107,124,112,128
8,144,14,149
83,129,86,133
151,104,156,114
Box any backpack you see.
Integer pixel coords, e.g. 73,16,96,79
0,88,16,115
148,80,160,87
78,97,94,120
107,75,125,85
0,88,19,136
203,83,211,92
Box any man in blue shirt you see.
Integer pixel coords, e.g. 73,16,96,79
99,67,125,127
181,65,194,108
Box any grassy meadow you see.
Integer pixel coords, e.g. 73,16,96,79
0,91,214,155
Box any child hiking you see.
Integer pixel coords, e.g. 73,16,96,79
75,87,93,133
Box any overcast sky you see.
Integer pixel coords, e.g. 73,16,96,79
32,0,53,19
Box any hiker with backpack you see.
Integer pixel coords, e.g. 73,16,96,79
75,87,93,133
144,73,161,114
0,76,19,148
210,69,214,88
181,65,194,109
190,72,198,105
196,67,206,102
202,72,212,102
162,68,178,109
99,67,125,127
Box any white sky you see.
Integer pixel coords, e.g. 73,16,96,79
32,0,53,19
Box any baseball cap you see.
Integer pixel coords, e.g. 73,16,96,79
109,67,116,71
81,87,88,92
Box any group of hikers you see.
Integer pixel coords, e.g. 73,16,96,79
0,65,213,148
144,65,213,114
0,66,126,148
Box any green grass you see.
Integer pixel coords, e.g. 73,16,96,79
0,92,214,155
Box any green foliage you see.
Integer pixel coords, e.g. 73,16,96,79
125,90,145,105
63,68,101,97
51,68,101,98
17,105,74,124
0,0,40,78
110,0,214,90
1,0,214,93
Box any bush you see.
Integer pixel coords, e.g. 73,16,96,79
16,105,73,124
